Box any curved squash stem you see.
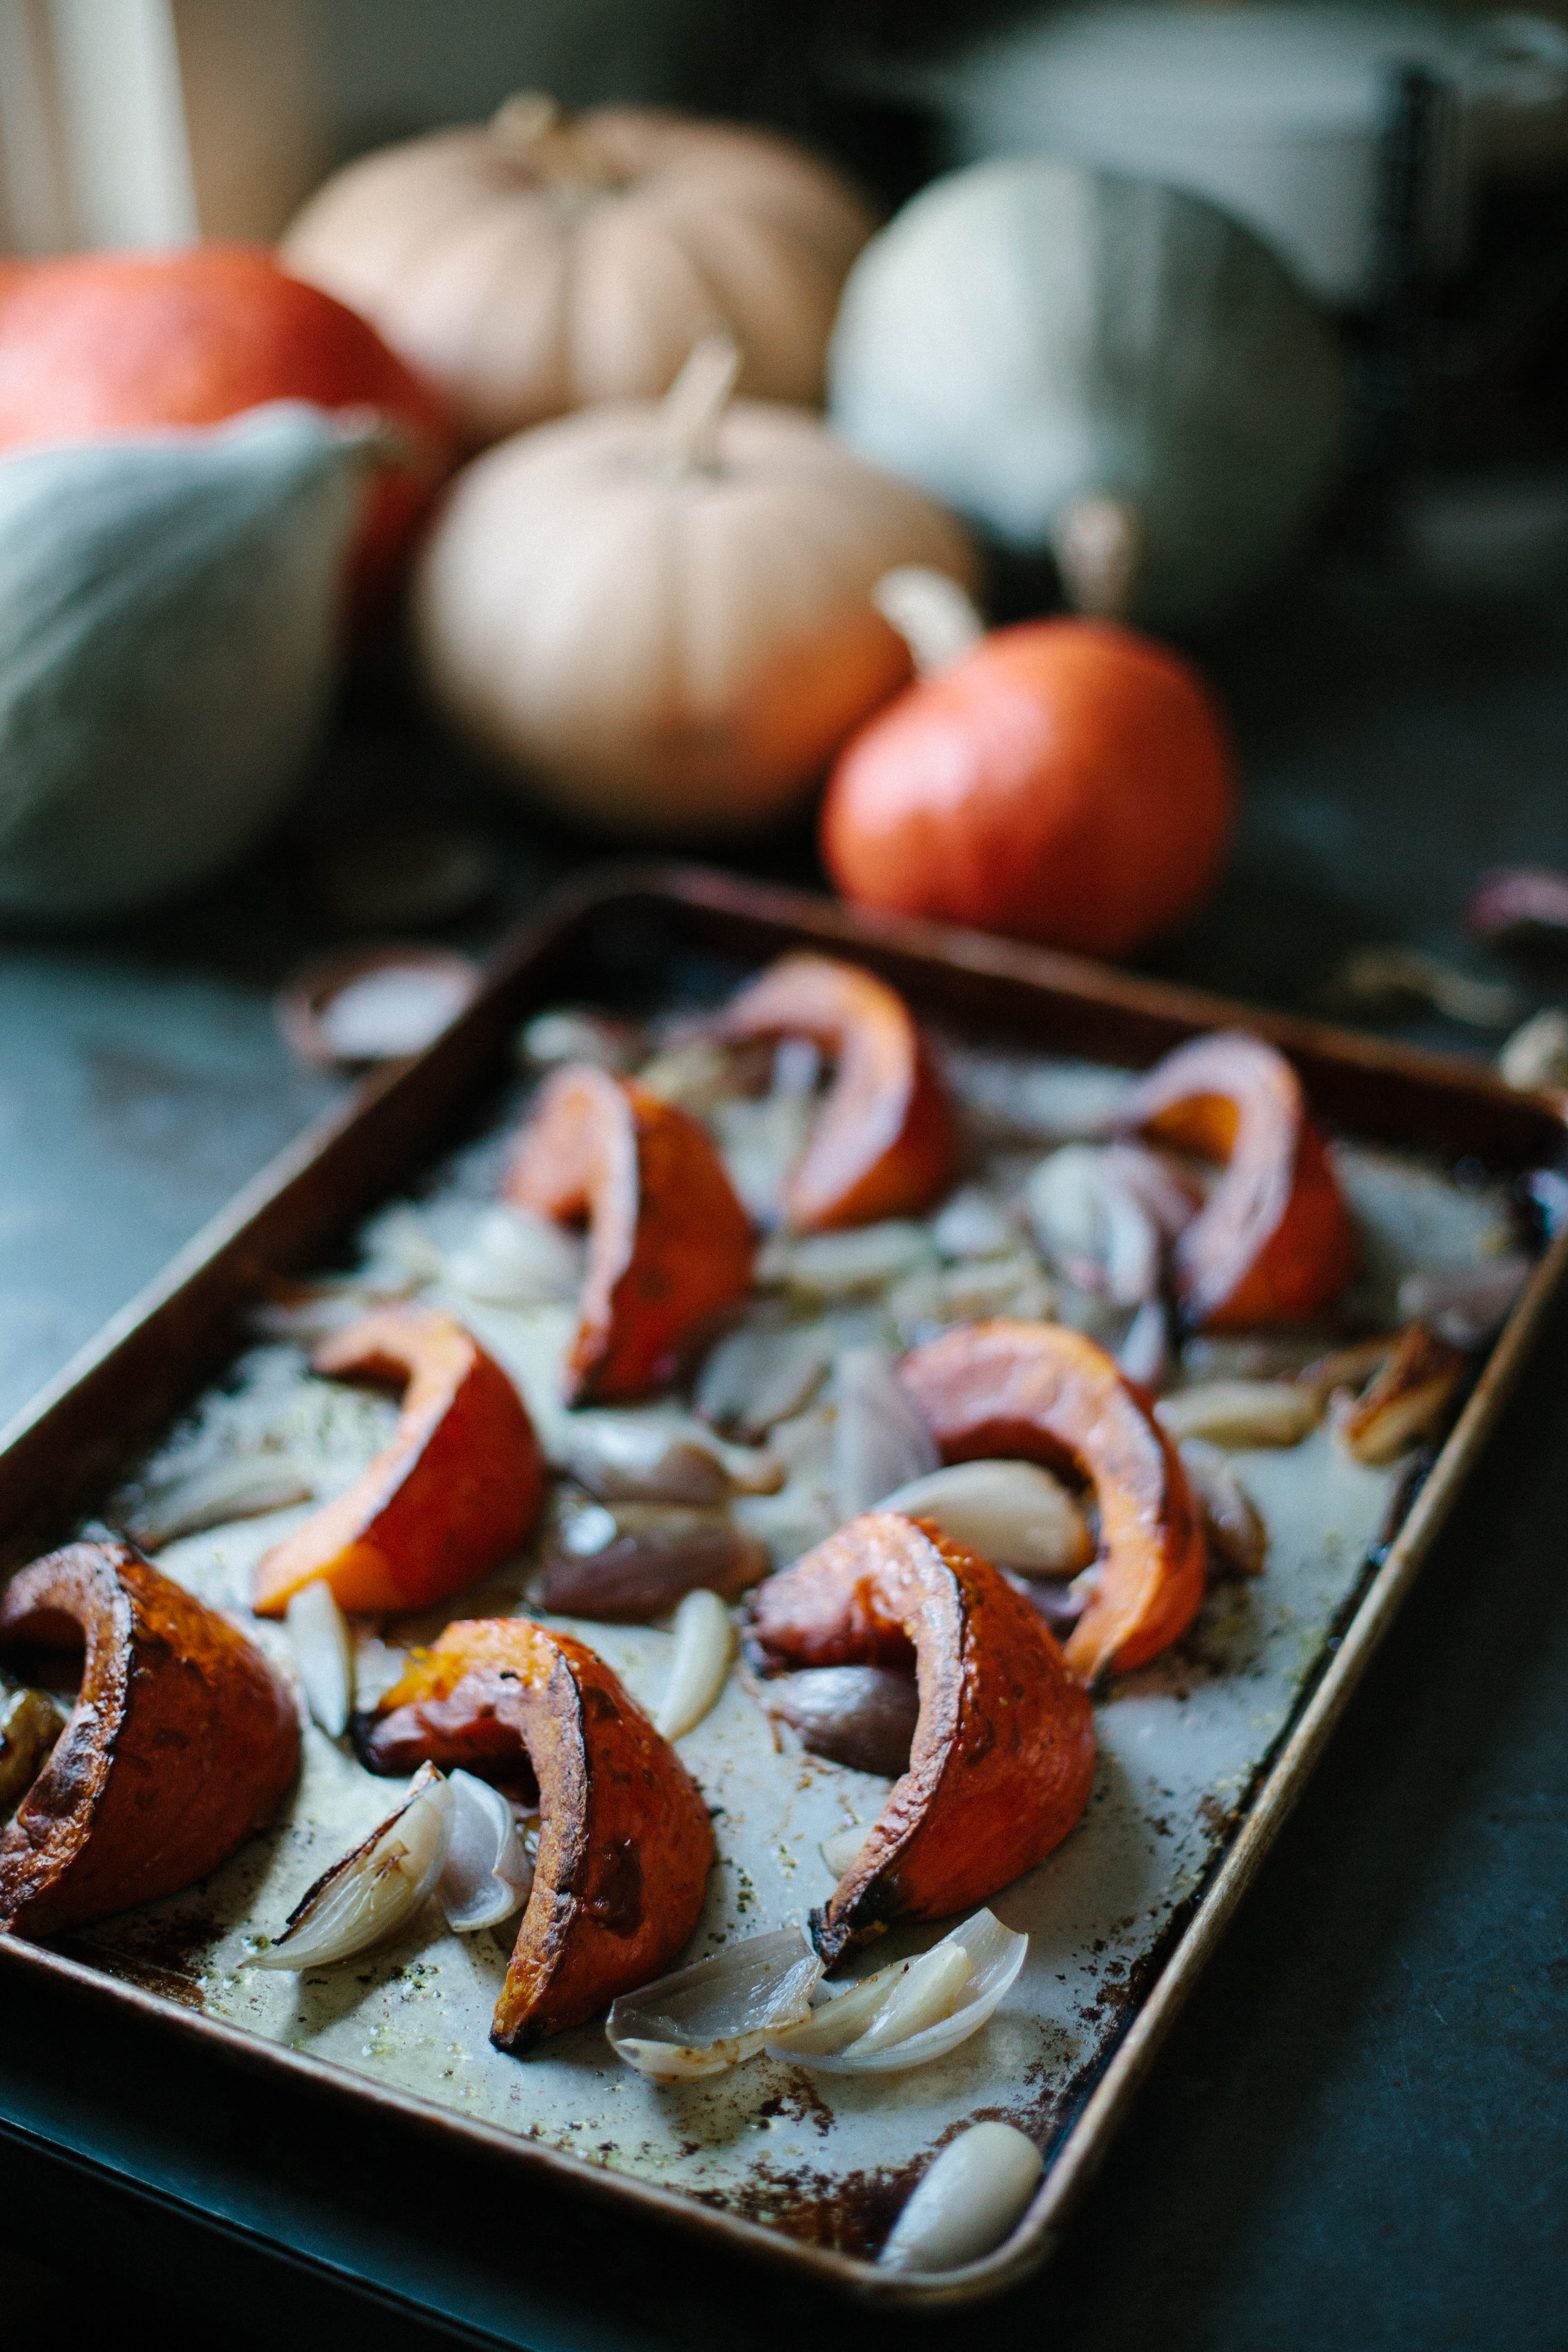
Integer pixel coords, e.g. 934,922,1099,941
1050,495,1145,622
490,90,623,191
655,332,742,479
872,566,987,677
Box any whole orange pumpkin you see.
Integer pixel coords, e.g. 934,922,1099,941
820,585,1235,959
0,244,456,628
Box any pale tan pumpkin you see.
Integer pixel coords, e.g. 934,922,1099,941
410,337,978,838
281,95,877,449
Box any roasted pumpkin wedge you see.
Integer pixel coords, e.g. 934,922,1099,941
1120,1031,1356,1329
750,1511,1094,1963
505,1064,754,1403
716,952,958,1230
254,1304,544,1617
899,1320,1207,1685
0,1540,299,1936
356,1616,713,2048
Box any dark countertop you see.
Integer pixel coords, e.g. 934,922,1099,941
3,528,1567,2350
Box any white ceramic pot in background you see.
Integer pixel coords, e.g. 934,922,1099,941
880,5,1568,305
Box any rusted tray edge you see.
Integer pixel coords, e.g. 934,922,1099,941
0,863,1563,2312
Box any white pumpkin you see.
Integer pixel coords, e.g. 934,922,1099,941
283,95,877,449
828,157,1348,626
410,336,977,838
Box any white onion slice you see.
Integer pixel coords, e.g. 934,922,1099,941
878,2120,1044,2272
655,1588,736,1739
607,1928,823,2080
285,1577,355,1737
876,1460,1093,1577
251,1764,453,1970
833,1344,939,1520
436,1770,533,1932
130,1455,315,1548
757,1222,934,1297
767,1908,1027,2076
1117,1297,1172,1393
1156,1380,1322,1449
443,1203,583,1305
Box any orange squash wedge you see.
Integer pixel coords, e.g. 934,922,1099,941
356,1617,713,2049
750,1510,1094,1962
0,1540,298,1936
253,1304,544,1617
716,952,958,1230
899,1319,1207,1685
505,1064,754,1404
1121,1030,1356,1329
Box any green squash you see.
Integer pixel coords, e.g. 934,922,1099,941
0,402,377,922
828,158,1347,627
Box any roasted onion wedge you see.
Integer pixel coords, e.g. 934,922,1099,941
750,1512,1095,1964
253,1305,545,1617
607,1926,823,2080
768,1906,1026,2074
0,1540,299,1936
715,953,958,1231
1119,1031,1356,1329
504,1065,754,1403
355,1617,713,2049
899,1320,1207,1685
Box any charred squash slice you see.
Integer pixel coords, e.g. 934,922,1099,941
0,1540,298,1936
505,1065,753,1404
254,1304,544,1617
1121,1030,1356,1329
716,952,958,1230
751,1511,1094,1963
900,1320,1207,1685
356,1617,713,2049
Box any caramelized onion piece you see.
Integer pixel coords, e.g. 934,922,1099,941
1121,1031,1356,1329
0,1686,64,1817
540,1504,769,1622
607,1927,822,2080
505,1064,754,1403
764,1664,921,1778
769,1907,1026,2075
1177,1441,1266,1578
716,954,958,1230
1339,1324,1466,1465
252,1763,453,1969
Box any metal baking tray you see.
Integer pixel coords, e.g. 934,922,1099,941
2,864,1563,2309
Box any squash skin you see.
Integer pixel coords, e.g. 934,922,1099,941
0,244,456,626
253,1305,545,1617
0,1541,299,1937
356,1617,714,2048
504,1065,754,1403
717,952,959,1229
1122,1032,1357,1329
899,1320,1207,1684
283,104,876,446
749,1512,1095,1963
820,619,1235,960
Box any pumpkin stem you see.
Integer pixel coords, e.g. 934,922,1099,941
655,333,742,478
872,567,986,677
490,92,622,192
1050,496,1145,622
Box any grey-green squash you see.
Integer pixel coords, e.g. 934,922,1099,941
0,401,378,923
827,158,1347,627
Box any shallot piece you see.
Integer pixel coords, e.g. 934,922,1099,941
1025,1146,1161,1303
442,1204,583,1305
764,1664,921,1777
561,1414,732,1505
1178,1441,1266,1578
1117,1297,1173,1393
1156,1380,1322,1449
878,2119,1044,2272
1006,1567,1097,1635
1467,864,1568,948
1498,1008,1568,1093
694,1323,835,1440
606,1927,823,2080
820,1821,874,1879
251,1763,453,1970
436,1769,532,1932
285,1577,356,1737
518,1007,640,1073
833,1344,939,1521
655,1588,736,1740
0,1685,64,1816
127,1455,315,1549
758,1222,934,1297
1104,1142,1202,1240
877,1460,1094,1578
1338,1324,1466,1465
540,1503,769,1621
1396,1259,1531,1348
767,1908,1027,2076
932,1187,1017,1259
